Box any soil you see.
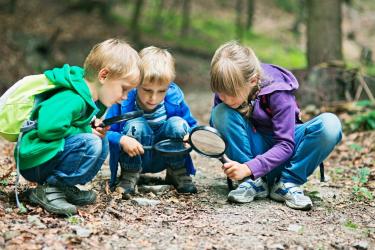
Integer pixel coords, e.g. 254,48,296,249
0,90,374,249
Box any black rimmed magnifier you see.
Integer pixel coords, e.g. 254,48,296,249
95,110,144,128
142,125,234,190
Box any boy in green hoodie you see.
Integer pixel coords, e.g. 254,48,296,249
17,38,141,215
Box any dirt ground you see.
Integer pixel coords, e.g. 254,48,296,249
1,89,374,250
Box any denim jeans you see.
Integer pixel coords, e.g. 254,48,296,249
119,116,190,173
21,133,109,186
211,103,342,185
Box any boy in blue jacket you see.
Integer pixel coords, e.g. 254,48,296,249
106,46,198,195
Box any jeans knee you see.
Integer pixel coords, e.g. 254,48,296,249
211,103,243,132
84,134,104,157
319,113,342,145
123,117,153,138
164,116,190,138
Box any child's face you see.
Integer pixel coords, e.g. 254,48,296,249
98,73,140,107
137,80,169,112
217,92,245,109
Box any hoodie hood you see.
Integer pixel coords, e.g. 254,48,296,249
44,64,97,111
259,63,299,96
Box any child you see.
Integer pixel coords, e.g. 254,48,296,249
209,41,342,210
106,46,198,195
17,39,141,215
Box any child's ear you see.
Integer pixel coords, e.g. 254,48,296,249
98,68,109,83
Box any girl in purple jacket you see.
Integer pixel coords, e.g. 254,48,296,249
210,41,342,210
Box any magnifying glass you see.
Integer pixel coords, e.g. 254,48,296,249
188,126,233,190
142,125,234,190
143,138,192,156
96,110,144,128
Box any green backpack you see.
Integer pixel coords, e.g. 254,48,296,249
0,74,59,142
0,74,61,212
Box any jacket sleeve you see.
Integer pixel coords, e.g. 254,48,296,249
179,99,198,129
105,104,123,148
245,91,296,179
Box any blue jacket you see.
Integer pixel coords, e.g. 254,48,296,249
106,82,198,187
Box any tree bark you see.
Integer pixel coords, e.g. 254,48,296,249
131,0,144,44
180,0,192,37
246,0,254,31
235,0,245,41
153,0,165,31
307,0,343,68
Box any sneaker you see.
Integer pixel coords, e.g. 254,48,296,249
60,185,97,206
117,170,140,196
270,181,312,210
29,184,77,215
165,167,197,194
227,178,268,203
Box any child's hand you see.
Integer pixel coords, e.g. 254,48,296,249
120,135,144,157
183,134,189,142
91,119,109,138
222,161,252,180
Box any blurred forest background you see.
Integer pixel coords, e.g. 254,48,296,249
0,0,375,108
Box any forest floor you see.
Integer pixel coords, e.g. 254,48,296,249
0,89,374,250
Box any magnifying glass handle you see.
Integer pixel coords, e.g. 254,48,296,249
227,178,234,190
143,146,153,150
218,154,234,190
218,154,230,163
91,121,105,128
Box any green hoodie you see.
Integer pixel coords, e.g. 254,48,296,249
17,64,106,170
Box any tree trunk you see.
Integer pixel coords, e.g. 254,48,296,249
235,0,245,41
180,0,192,37
153,0,165,31
291,0,305,35
246,0,254,31
131,0,144,44
307,0,343,68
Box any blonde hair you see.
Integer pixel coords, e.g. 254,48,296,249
210,41,262,117
139,46,175,85
84,38,140,82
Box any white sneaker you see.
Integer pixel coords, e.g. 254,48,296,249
227,178,268,203
270,181,312,210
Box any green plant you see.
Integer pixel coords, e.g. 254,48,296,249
344,219,358,229
307,190,322,201
66,215,83,225
349,143,363,152
0,179,9,186
17,202,27,214
346,109,375,132
352,167,374,201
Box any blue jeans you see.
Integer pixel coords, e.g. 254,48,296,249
119,116,190,173
211,103,342,185
21,133,109,186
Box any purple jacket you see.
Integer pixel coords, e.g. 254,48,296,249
213,63,300,179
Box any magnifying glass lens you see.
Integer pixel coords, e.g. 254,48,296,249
190,130,226,156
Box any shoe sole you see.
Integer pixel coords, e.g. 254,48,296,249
29,192,77,215
228,191,268,203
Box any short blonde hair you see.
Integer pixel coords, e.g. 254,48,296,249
139,46,175,85
84,38,140,82
210,41,262,99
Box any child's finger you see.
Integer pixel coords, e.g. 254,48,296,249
222,162,233,169
223,165,236,175
137,145,144,155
